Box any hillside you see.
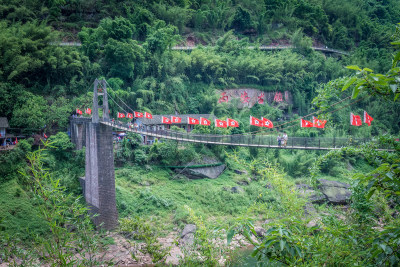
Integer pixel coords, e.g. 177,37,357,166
1,0,400,266
1,0,399,134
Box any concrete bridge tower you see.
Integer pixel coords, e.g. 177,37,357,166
84,79,118,229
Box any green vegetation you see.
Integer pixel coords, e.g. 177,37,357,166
1,0,400,265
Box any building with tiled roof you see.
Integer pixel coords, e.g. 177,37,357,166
0,117,9,146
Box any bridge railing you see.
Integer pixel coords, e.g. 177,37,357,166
103,120,387,149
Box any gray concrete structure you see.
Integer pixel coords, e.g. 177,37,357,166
70,79,118,229
85,121,118,229
69,117,90,150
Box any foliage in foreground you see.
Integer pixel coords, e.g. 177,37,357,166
226,149,400,266
1,144,105,266
119,217,170,264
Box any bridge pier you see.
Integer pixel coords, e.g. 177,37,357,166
69,79,118,229
85,122,118,230
70,118,89,150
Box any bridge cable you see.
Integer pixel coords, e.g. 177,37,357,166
277,95,368,132
103,77,355,136
104,80,136,114
104,82,366,137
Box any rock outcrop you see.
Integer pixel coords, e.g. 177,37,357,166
175,157,225,179
317,179,352,204
231,186,244,194
176,164,226,179
296,180,352,205
180,224,196,247
296,184,326,204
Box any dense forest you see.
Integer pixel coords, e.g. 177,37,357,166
1,0,400,266
1,0,400,133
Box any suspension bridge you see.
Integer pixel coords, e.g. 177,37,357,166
70,79,395,230
101,120,386,151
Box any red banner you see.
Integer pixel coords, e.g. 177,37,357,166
364,111,373,126
145,112,153,119
300,119,313,127
350,113,362,126
85,108,92,115
200,117,211,126
313,117,327,128
171,116,181,123
250,116,263,127
262,117,273,128
215,119,228,128
118,112,126,118
76,108,83,115
127,113,134,119
134,111,143,118
226,118,239,127
162,117,172,124
188,117,200,125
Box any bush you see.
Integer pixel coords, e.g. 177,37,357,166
0,139,32,184
119,217,170,263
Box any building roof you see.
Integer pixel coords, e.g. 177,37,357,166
0,117,9,128
138,114,213,125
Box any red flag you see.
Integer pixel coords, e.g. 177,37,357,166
215,119,228,128
200,117,211,126
313,117,327,129
15,137,18,144
162,117,172,124
134,111,143,118
350,113,362,126
226,118,239,127
85,108,92,115
76,108,83,115
145,112,153,119
300,119,313,128
171,116,182,123
127,113,134,119
364,111,373,126
118,112,126,118
43,134,48,139
188,117,200,125
250,116,263,127
262,117,273,128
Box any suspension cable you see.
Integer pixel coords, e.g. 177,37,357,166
102,78,367,136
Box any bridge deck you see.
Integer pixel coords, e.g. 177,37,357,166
101,121,393,151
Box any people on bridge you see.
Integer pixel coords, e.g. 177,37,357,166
283,133,288,147
277,134,282,147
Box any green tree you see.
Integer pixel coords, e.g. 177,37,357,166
11,92,49,130
143,20,180,55
104,39,145,81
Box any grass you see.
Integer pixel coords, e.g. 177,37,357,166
115,166,277,233
115,148,377,234
0,179,48,240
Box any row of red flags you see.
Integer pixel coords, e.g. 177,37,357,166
78,108,374,128
117,111,153,119
350,111,373,126
161,116,239,128
76,109,153,119
299,111,374,128
76,108,92,115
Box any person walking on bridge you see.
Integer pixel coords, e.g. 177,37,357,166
283,133,288,147
277,134,282,147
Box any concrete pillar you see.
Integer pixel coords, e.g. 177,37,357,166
75,123,85,150
85,122,118,229
101,79,110,122
92,79,99,124
70,119,87,150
